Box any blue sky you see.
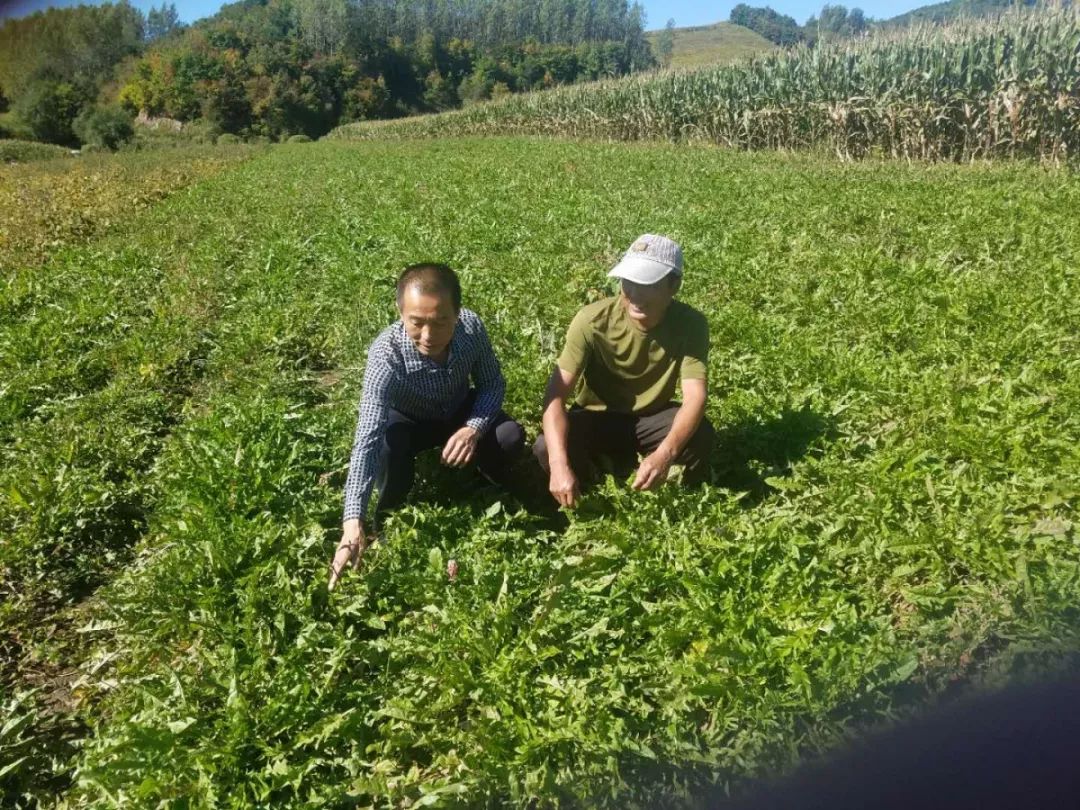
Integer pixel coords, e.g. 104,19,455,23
0,0,930,28
0,0,224,24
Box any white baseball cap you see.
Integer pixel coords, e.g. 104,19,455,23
608,234,683,285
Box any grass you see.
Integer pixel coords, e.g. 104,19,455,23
0,139,73,164
2,137,1078,807
0,143,262,626
0,141,259,805
645,22,775,69
0,144,256,273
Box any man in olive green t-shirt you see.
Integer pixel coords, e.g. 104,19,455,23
534,234,714,507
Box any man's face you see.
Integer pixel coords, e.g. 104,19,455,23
620,275,678,330
399,285,457,359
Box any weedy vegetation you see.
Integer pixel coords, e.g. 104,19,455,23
0,142,257,803
0,140,73,165
333,7,1080,164
645,22,776,69
1,136,1078,807
0,145,255,273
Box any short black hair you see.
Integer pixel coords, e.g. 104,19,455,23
396,263,462,312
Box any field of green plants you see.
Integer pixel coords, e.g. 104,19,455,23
2,137,1079,807
333,7,1080,164
0,145,254,272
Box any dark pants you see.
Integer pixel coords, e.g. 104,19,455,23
532,404,714,486
375,391,525,521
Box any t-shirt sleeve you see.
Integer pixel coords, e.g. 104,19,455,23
680,312,709,381
556,308,592,376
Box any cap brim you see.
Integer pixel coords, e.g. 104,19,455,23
608,255,679,285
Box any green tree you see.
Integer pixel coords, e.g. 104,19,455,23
103,0,655,137
0,2,145,147
201,73,251,135
0,3,144,96
656,18,675,67
342,76,391,120
624,2,654,72
730,4,804,46
811,4,869,41
422,70,459,110
73,104,135,149
146,3,182,41
294,0,348,55
458,69,492,103
13,80,85,145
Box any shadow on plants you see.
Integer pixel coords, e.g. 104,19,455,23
316,405,836,546
712,405,836,506
703,675,1080,810
313,448,567,542
1,626,90,805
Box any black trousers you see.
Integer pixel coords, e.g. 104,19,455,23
532,404,714,486
375,391,525,520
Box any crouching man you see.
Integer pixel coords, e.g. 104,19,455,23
329,263,525,589
534,234,714,508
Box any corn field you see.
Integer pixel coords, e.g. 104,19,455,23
331,6,1080,163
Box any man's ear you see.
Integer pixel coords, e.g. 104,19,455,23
670,274,683,295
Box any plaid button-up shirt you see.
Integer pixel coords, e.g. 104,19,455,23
342,308,505,521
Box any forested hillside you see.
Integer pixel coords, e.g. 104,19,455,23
0,3,145,146
728,0,1039,48
120,0,654,140
0,0,654,148
880,0,1035,28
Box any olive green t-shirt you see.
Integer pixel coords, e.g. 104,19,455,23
556,296,709,414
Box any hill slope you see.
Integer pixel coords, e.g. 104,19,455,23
646,21,775,68
881,0,1025,28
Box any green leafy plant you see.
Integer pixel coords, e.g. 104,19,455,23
0,138,71,163
72,105,135,151
11,80,86,147
2,137,1078,808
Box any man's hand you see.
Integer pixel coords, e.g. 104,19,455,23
442,426,479,468
632,449,673,491
549,461,580,508
328,518,367,591
540,365,581,509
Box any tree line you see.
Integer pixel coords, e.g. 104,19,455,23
0,2,147,146
729,0,1033,47
0,0,654,148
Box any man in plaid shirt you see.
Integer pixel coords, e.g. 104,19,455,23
328,263,524,589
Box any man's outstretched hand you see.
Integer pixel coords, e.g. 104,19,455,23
328,518,368,591
442,426,479,468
